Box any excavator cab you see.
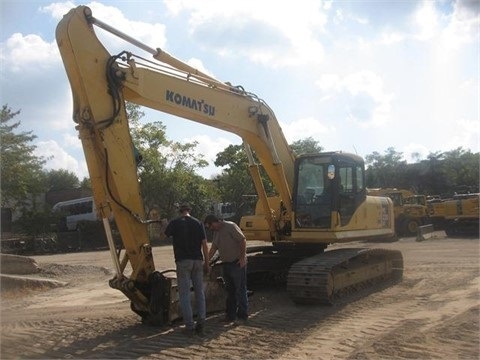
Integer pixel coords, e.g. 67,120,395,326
293,152,366,229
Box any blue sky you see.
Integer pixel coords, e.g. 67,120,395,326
1,0,479,180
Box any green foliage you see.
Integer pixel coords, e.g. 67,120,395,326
44,169,80,191
126,102,145,127
212,137,324,209
365,147,479,196
0,105,46,208
80,177,91,189
290,137,323,155
213,144,258,204
365,147,407,188
13,209,57,236
127,103,215,219
441,148,479,192
214,144,248,168
213,143,279,210
212,138,323,212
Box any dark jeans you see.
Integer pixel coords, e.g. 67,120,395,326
222,261,248,320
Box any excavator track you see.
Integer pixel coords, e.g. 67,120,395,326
287,248,403,304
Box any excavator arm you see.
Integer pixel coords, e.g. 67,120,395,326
56,6,295,238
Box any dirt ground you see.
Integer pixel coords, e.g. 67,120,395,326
1,232,479,360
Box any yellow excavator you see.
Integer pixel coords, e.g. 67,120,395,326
56,6,403,325
427,193,479,237
367,188,429,236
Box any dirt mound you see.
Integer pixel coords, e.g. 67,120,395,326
1,254,40,274
1,274,67,293
38,263,112,278
0,254,113,298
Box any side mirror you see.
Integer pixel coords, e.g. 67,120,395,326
327,164,335,179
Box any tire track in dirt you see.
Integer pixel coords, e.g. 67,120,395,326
1,237,478,359
2,269,478,359
277,288,417,359
0,289,363,359
279,263,479,360
348,305,479,360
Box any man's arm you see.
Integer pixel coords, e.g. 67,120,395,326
208,242,218,262
238,237,247,268
230,223,247,268
201,239,209,274
164,220,173,237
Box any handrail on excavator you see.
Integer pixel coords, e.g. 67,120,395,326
83,6,230,91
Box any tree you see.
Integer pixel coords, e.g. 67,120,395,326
290,137,323,155
213,137,322,211
213,144,257,206
441,148,479,194
419,148,479,195
127,103,214,219
0,105,45,209
364,147,479,196
80,177,91,189
44,169,80,191
365,147,407,188
422,151,446,195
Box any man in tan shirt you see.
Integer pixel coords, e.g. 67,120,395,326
204,214,248,323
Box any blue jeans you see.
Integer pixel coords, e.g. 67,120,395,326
223,262,248,320
176,259,206,329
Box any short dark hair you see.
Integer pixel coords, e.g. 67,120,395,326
204,214,219,226
179,203,192,212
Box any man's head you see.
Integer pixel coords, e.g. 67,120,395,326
204,214,221,231
178,203,192,214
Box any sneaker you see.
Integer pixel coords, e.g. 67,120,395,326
181,327,195,337
219,316,235,324
235,317,248,325
195,323,205,337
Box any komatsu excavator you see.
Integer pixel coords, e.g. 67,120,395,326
56,6,403,325
428,193,479,237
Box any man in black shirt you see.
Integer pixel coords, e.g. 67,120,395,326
165,204,209,336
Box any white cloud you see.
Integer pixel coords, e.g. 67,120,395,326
445,118,480,153
399,116,479,164
1,33,60,72
40,1,76,20
182,134,237,179
316,74,342,92
86,2,167,53
62,133,82,148
412,1,439,41
316,70,394,128
378,31,405,45
441,0,480,51
186,57,215,78
343,71,384,99
280,117,334,143
41,2,168,56
36,139,89,179
163,0,328,67
403,143,430,163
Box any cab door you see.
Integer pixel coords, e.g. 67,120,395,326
335,160,365,226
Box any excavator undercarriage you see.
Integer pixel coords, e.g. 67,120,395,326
245,244,403,306
287,248,403,304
